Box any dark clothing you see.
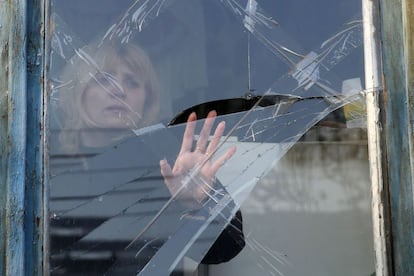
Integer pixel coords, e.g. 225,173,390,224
50,128,244,275
201,210,244,264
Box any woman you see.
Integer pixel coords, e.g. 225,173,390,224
54,42,160,152
50,41,244,275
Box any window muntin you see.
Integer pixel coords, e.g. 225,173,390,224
47,1,376,275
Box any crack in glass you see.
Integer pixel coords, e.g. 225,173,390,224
47,0,376,275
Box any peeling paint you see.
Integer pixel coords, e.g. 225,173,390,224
380,0,414,274
1,0,45,275
3,0,411,275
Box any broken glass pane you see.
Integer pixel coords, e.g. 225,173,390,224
47,0,376,275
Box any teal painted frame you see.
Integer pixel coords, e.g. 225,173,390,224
0,1,28,275
25,0,46,275
0,0,45,275
0,0,413,275
379,0,414,275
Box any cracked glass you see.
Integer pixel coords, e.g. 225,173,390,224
47,0,377,275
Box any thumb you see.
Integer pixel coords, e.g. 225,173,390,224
160,159,173,186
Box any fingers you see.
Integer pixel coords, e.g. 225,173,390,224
205,121,225,156
195,110,216,153
177,109,235,181
179,112,197,155
210,146,236,175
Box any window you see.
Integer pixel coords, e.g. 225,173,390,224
7,0,410,275
45,1,378,275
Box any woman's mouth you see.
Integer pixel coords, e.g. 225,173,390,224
105,106,128,117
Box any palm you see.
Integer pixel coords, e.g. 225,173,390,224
160,111,236,202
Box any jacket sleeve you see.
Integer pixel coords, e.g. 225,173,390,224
201,209,245,264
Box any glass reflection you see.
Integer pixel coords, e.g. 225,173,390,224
50,37,245,276
47,0,376,275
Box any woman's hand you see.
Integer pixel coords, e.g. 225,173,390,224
160,110,236,202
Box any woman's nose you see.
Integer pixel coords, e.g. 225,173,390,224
109,80,126,99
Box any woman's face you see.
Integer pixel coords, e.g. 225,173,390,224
82,58,147,129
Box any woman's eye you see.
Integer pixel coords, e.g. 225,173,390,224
124,78,141,89
94,73,111,87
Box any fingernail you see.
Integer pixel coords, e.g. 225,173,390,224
208,110,217,117
188,112,197,122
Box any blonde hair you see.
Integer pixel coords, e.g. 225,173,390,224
53,42,160,152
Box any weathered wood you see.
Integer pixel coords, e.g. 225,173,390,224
363,0,394,275
2,0,414,275
0,0,45,275
3,0,28,275
0,1,11,274
25,0,46,275
380,0,414,274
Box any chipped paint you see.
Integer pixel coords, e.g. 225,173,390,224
2,0,414,275
380,0,414,274
4,0,28,274
25,0,45,275
0,0,45,275
366,87,393,276
363,1,393,275
0,0,11,274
